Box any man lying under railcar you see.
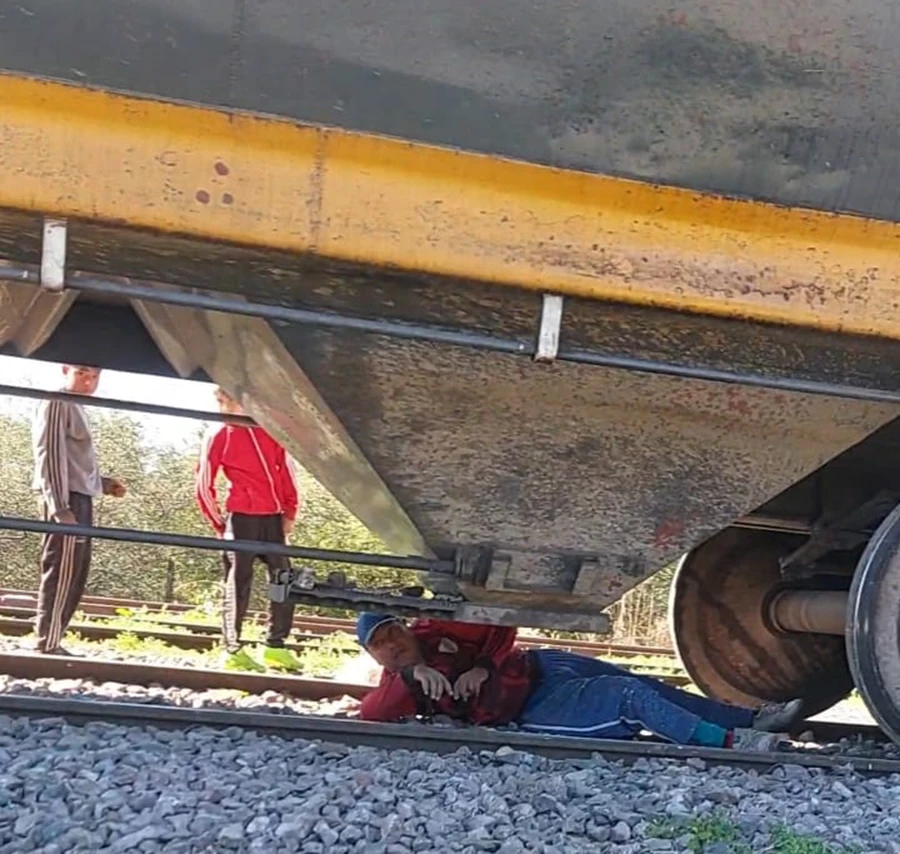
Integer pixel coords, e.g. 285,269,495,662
354,613,804,751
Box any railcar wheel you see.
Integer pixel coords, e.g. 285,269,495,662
669,527,853,719
847,504,900,745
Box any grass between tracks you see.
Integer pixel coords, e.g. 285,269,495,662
3,606,687,682
648,813,861,854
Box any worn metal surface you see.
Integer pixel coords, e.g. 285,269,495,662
5,77,900,341
277,327,896,607
847,504,900,745
670,528,854,716
2,0,900,225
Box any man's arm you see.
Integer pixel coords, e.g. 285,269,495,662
195,428,225,534
275,446,300,525
358,671,420,721
32,400,70,519
425,620,517,671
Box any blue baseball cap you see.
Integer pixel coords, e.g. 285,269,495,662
357,612,402,647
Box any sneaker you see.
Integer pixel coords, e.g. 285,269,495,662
730,728,788,752
222,648,265,673
35,646,78,657
752,698,805,732
262,646,303,673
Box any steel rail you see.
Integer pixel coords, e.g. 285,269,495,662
4,261,900,403
0,614,680,666
0,588,678,658
0,590,366,633
0,651,373,700
0,515,450,573
0,693,894,775
0,384,256,426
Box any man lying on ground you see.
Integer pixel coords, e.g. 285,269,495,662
355,613,805,751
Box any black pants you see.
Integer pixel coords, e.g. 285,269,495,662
222,512,295,652
35,492,92,652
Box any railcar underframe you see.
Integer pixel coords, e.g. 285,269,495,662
3,3,900,742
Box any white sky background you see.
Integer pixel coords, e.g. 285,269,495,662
0,354,215,450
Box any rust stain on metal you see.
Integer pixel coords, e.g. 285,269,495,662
214,161,230,176
222,192,234,206
195,189,210,204
726,387,753,417
654,519,685,549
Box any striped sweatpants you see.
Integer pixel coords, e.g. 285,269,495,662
221,512,295,652
35,492,93,652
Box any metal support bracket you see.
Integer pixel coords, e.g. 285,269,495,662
40,218,67,291
281,570,610,632
453,545,494,586
779,490,900,577
534,294,564,362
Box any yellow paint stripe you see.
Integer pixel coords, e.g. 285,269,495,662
2,73,900,339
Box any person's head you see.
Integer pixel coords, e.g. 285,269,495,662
62,364,101,396
214,386,245,417
357,612,422,671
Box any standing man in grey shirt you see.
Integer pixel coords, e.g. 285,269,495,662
31,364,127,655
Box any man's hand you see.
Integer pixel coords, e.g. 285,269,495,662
53,509,77,526
282,515,295,538
410,664,453,701
102,477,127,498
453,667,489,701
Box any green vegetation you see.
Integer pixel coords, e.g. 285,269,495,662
769,827,861,854
0,406,677,643
648,812,748,853
647,814,860,854
0,410,412,612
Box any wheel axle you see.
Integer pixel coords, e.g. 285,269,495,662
769,590,848,636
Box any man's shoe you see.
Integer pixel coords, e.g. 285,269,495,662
751,698,805,732
730,728,788,752
262,646,303,673
222,648,265,673
35,645,78,657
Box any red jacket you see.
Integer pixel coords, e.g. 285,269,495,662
359,620,536,726
195,424,299,534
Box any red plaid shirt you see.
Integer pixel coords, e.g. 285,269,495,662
358,620,536,725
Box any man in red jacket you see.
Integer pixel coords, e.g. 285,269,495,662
356,613,805,750
195,387,303,673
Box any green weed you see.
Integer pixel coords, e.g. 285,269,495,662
770,826,861,854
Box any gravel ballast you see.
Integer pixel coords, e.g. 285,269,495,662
1,672,898,765
0,713,897,854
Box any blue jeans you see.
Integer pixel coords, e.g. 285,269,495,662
517,649,754,744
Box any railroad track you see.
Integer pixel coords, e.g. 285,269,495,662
0,588,677,661
0,649,885,748
0,691,895,778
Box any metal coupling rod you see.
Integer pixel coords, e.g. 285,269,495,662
0,384,256,427
0,515,451,574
